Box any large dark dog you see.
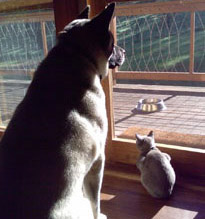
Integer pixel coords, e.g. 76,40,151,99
0,3,124,219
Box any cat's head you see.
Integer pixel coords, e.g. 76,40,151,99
135,131,156,152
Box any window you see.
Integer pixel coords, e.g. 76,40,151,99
105,0,205,178
0,1,55,127
0,0,204,178
113,1,205,150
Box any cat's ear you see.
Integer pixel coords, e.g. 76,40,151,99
90,2,115,31
77,6,90,19
148,131,154,138
135,133,143,142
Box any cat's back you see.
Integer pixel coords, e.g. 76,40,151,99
143,149,174,176
140,149,175,198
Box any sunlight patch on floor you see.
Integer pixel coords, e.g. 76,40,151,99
100,193,116,201
153,206,198,219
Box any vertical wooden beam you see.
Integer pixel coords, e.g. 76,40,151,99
0,111,2,126
78,0,87,12
102,71,115,140
102,71,115,161
111,17,117,44
41,21,48,56
87,0,106,18
53,0,86,34
0,82,7,126
189,11,195,74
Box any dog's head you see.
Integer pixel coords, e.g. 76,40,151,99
109,45,125,69
58,3,125,80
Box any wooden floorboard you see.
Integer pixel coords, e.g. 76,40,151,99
101,164,205,219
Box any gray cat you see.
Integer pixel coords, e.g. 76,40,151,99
135,131,176,199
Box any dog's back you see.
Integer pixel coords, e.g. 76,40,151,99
0,42,105,217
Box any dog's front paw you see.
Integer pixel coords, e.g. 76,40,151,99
99,213,107,219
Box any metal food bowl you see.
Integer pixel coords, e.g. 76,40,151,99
136,98,166,112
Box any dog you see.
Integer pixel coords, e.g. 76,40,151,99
109,45,125,69
0,3,125,219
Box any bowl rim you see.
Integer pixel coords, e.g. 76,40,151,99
136,98,167,112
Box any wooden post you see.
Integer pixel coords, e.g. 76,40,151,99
189,11,195,74
41,21,48,56
86,0,106,18
53,0,86,34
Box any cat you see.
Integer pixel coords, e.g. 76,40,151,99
135,131,176,199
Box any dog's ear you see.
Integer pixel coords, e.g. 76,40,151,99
77,6,90,19
90,2,115,31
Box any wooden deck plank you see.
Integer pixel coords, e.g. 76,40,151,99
113,83,205,141
1,81,205,146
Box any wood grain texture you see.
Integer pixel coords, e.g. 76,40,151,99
53,0,86,34
109,138,205,179
115,0,205,16
87,0,107,18
115,72,205,81
101,163,205,219
41,21,48,56
0,0,52,12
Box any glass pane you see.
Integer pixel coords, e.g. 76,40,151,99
45,20,56,52
0,7,55,127
117,12,190,72
194,11,205,73
0,21,44,74
114,3,205,150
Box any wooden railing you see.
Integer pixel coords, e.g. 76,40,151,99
0,0,52,13
112,0,205,82
0,11,54,56
0,4,54,128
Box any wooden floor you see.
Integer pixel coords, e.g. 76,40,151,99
101,164,205,219
113,83,205,137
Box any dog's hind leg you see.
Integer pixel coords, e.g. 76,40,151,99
83,154,106,219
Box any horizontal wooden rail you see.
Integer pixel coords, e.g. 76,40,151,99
115,0,205,16
0,11,54,23
0,0,52,13
115,71,205,81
